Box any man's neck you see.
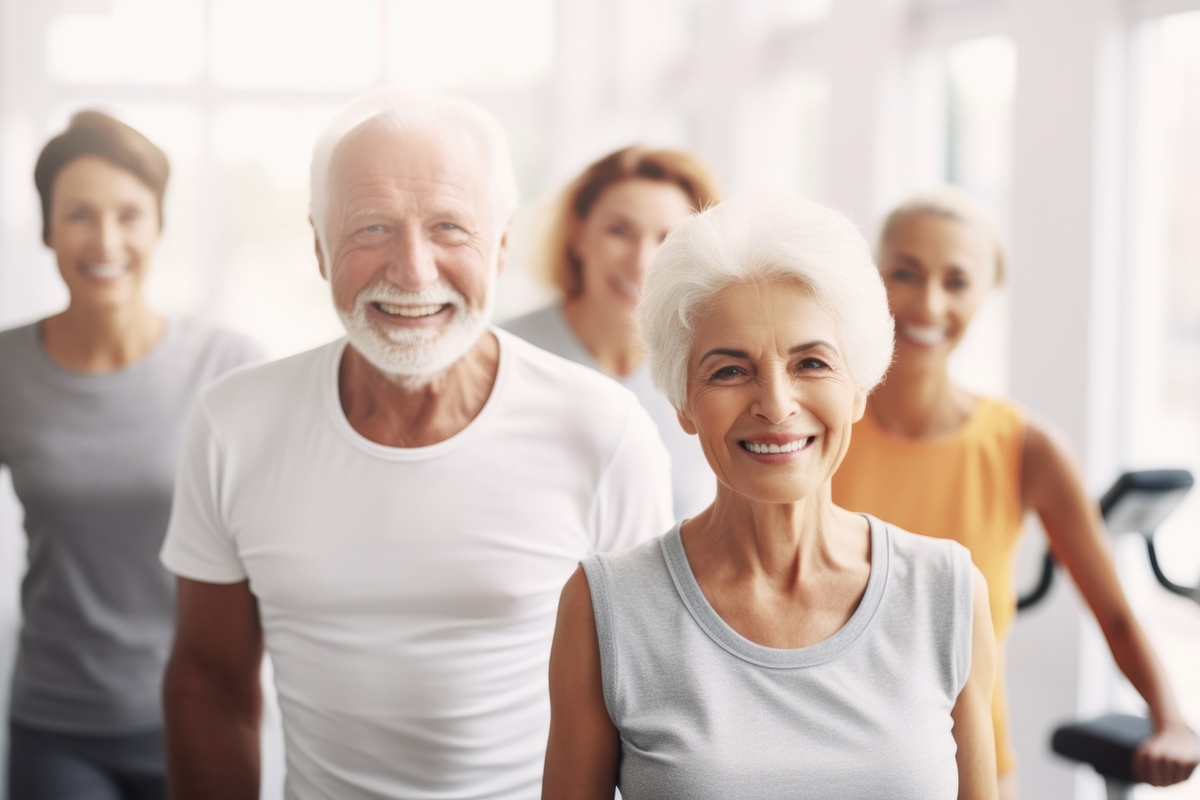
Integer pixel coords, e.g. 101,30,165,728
338,331,501,448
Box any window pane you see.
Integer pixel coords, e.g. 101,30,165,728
46,0,204,84
210,0,381,89
767,0,831,26
943,35,1016,397
1125,16,1200,798
386,0,554,89
208,104,345,356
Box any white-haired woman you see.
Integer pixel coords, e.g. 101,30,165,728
542,193,999,799
833,186,1200,795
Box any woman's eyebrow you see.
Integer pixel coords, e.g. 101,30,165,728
697,348,747,367
789,340,835,355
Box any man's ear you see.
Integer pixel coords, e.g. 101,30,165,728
310,217,328,280
852,387,868,423
495,230,509,276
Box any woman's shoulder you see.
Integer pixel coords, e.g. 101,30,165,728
0,320,39,358
586,530,673,579
875,515,972,579
972,395,1027,431
168,317,264,372
498,303,565,348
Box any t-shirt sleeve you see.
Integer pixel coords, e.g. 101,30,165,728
220,331,267,374
160,395,247,583
589,401,674,554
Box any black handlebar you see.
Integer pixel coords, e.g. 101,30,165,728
1017,469,1197,612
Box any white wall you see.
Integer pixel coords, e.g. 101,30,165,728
1,1,1197,798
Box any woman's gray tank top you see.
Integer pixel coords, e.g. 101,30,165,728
581,515,973,800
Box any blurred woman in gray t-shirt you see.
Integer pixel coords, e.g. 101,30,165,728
543,194,999,799
503,146,720,522
0,111,260,799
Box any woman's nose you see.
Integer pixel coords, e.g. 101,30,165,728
918,282,948,321
751,368,798,424
93,215,123,260
633,238,657,277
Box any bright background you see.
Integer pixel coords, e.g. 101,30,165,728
0,1,1198,798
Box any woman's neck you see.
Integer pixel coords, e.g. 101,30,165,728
684,485,865,585
868,357,975,437
41,298,165,373
561,297,642,378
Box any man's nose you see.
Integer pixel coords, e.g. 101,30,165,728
385,232,440,291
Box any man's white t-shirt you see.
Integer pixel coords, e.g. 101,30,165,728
160,329,674,800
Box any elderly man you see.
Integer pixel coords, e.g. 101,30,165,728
159,89,672,799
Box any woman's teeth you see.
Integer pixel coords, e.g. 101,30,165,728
901,324,948,346
743,437,814,455
81,263,128,279
374,302,445,317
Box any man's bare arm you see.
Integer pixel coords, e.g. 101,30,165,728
163,577,264,799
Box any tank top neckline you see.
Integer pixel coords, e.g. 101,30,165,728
659,515,889,669
863,395,1000,449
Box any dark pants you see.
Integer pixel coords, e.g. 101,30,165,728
7,720,167,800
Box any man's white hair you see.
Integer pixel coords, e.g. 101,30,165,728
309,87,519,256
638,192,895,411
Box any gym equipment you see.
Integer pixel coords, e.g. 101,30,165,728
1017,469,1197,799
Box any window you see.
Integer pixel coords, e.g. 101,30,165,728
928,35,1017,396
1120,16,1200,798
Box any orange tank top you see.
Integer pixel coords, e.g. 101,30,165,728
833,396,1027,774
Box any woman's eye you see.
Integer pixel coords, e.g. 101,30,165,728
361,224,385,234
120,209,143,224
946,277,969,292
797,357,828,371
607,224,631,237
711,366,743,380
889,268,918,283
437,222,460,231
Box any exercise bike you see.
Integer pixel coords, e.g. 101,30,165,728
1016,469,1198,799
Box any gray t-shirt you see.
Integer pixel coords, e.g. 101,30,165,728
0,318,261,733
502,304,715,520
582,515,973,799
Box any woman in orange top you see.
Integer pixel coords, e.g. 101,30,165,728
832,186,1199,798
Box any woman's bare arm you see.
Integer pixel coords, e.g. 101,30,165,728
1023,420,1199,786
953,565,999,800
542,566,621,800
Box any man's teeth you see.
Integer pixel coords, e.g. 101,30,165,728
375,302,445,317
902,324,947,346
743,438,812,455
81,263,128,279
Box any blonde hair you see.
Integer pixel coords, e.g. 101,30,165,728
544,146,719,298
878,185,1007,286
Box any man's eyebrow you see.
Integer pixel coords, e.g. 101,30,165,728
698,348,747,367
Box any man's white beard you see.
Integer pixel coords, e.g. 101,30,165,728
337,277,493,387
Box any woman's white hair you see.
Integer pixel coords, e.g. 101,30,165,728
638,191,894,410
309,87,518,256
